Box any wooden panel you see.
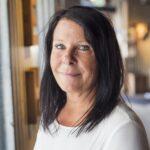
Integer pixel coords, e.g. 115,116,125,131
25,68,40,124
25,71,37,124
8,1,26,150
22,0,38,46
135,74,149,93
8,0,39,150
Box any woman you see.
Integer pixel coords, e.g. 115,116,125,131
34,6,149,150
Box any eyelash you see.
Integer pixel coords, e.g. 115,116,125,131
55,44,65,49
78,45,90,51
54,44,91,51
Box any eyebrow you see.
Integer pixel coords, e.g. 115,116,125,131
53,39,63,42
53,39,89,44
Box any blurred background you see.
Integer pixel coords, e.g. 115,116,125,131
0,0,150,150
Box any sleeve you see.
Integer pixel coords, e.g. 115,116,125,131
103,121,149,150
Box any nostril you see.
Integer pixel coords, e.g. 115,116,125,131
62,54,76,65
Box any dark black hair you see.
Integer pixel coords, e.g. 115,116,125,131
40,5,124,135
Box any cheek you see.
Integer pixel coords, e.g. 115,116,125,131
50,51,61,70
88,53,97,73
80,54,97,75
86,60,97,84
50,55,57,73
87,61,97,77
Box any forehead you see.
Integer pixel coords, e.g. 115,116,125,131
53,18,86,41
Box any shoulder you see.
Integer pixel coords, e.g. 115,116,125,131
102,101,144,128
99,101,149,150
104,101,147,133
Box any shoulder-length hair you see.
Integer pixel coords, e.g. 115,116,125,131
40,5,124,135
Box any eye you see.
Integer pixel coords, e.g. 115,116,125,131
78,45,90,51
54,43,65,49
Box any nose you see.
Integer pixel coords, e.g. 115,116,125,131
62,49,77,65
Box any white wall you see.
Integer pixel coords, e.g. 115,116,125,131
36,0,55,76
0,0,15,149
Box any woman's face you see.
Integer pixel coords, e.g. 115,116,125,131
50,18,97,94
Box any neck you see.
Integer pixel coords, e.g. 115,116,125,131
66,89,96,110
57,89,96,127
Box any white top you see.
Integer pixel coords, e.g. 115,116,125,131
34,102,149,150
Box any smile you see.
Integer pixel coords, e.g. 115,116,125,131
59,72,81,77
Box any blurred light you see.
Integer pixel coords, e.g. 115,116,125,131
30,45,39,67
135,22,148,40
90,0,105,6
128,26,137,43
144,92,150,99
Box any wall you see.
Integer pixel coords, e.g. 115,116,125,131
129,0,150,24
0,0,15,150
128,0,150,90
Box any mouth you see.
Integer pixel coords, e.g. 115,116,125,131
59,72,81,77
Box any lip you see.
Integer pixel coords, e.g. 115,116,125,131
59,72,81,77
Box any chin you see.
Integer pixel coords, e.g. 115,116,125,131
59,84,80,93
